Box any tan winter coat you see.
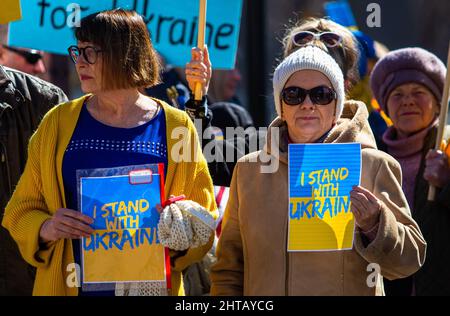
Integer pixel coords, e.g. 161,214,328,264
210,101,426,296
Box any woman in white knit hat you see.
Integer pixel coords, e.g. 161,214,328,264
210,45,426,296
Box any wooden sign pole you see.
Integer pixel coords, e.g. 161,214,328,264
194,0,207,101
428,41,450,201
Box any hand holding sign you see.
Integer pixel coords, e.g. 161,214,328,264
186,47,212,97
39,208,94,242
350,185,381,232
158,199,216,251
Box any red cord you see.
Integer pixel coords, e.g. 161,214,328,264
161,195,186,208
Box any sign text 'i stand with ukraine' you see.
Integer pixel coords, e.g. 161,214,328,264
79,165,166,283
288,143,361,251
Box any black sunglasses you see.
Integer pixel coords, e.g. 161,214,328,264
2,45,43,65
68,45,103,64
282,86,337,106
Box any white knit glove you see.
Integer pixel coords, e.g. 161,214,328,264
157,200,216,251
115,281,167,296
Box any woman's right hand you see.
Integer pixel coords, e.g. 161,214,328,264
185,46,212,96
39,208,94,243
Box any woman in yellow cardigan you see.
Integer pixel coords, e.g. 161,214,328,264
2,9,217,296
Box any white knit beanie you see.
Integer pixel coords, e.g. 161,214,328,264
273,45,345,121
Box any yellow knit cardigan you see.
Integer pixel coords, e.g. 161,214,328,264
2,95,217,296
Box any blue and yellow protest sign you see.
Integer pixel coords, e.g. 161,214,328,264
8,0,242,69
0,0,22,24
288,143,361,252
79,164,166,283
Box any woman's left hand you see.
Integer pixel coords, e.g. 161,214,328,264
424,149,450,188
350,185,382,232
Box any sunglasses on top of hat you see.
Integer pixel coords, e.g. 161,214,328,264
282,86,337,106
291,31,342,48
2,45,43,65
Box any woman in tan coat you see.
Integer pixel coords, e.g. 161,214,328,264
210,45,426,296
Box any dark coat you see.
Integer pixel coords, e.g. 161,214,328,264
184,97,261,187
0,66,67,295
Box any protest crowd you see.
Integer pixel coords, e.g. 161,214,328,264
0,0,449,297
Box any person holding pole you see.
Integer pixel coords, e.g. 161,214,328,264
370,47,450,296
184,0,259,190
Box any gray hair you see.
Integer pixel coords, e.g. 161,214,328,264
0,24,9,45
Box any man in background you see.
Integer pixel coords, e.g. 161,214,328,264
0,24,46,76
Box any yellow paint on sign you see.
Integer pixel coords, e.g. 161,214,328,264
0,0,22,24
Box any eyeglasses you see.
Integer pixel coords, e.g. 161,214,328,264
68,45,103,64
282,86,337,106
291,31,342,48
2,45,43,65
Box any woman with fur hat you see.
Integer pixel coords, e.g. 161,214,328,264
210,45,426,295
370,47,450,296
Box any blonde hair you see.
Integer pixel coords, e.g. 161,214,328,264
282,17,360,89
